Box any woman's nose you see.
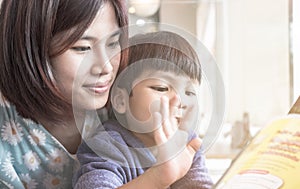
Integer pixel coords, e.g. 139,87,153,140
91,46,113,76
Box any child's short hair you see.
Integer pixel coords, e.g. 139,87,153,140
117,31,201,94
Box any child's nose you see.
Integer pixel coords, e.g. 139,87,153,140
169,93,186,109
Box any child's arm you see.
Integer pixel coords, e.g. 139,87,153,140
73,135,201,189
118,137,202,189
73,139,125,189
170,149,213,189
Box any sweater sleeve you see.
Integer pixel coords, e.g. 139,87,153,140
73,140,126,189
170,149,214,189
74,169,123,189
73,126,150,189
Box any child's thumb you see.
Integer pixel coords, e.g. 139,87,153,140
186,137,202,154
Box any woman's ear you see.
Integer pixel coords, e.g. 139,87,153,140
111,88,127,114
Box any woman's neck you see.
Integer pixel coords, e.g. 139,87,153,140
41,112,85,154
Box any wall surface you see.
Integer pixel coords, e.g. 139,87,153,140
225,0,290,125
160,0,290,126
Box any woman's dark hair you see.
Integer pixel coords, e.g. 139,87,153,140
0,0,128,123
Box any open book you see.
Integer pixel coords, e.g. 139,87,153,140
213,96,300,189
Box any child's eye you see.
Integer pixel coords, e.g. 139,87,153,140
71,46,91,52
186,91,196,96
150,86,169,92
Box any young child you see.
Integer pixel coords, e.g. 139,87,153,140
73,31,213,189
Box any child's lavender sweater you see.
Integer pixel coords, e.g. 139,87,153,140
73,120,213,189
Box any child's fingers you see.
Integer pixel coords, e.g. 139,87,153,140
161,96,169,120
161,96,177,137
186,137,202,155
169,93,182,119
169,94,184,133
154,129,191,165
153,112,167,145
160,96,174,138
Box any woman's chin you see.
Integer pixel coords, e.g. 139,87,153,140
72,93,109,111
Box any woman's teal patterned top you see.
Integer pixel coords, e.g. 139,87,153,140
0,94,78,189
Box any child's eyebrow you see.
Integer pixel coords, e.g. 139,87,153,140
153,73,178,84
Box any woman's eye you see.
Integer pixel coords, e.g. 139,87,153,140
107,41,120,49
71,46,91,52
150,86,169,92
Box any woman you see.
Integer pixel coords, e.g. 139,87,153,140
0,0,202,188
0,0,127,188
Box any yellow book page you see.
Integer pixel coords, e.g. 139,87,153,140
215,115,300,189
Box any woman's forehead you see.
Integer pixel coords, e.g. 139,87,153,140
82,3,119,42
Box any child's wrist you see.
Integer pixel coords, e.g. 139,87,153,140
145,167,171,189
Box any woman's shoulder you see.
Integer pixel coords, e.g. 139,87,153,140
0,94,18,125
0,95,43,144
0,95,77,188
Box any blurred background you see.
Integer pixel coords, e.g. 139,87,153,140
128,0,299,183
0,0,298,184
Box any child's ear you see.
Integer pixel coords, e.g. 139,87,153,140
111,87,127,114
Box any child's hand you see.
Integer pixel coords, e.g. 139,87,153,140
147,136,202,188
117,95,202,189
148,96,202,188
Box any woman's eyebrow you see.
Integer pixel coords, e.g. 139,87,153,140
80,30,121,42
109,30,121,39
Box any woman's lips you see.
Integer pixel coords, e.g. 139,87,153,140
83,81,111,95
